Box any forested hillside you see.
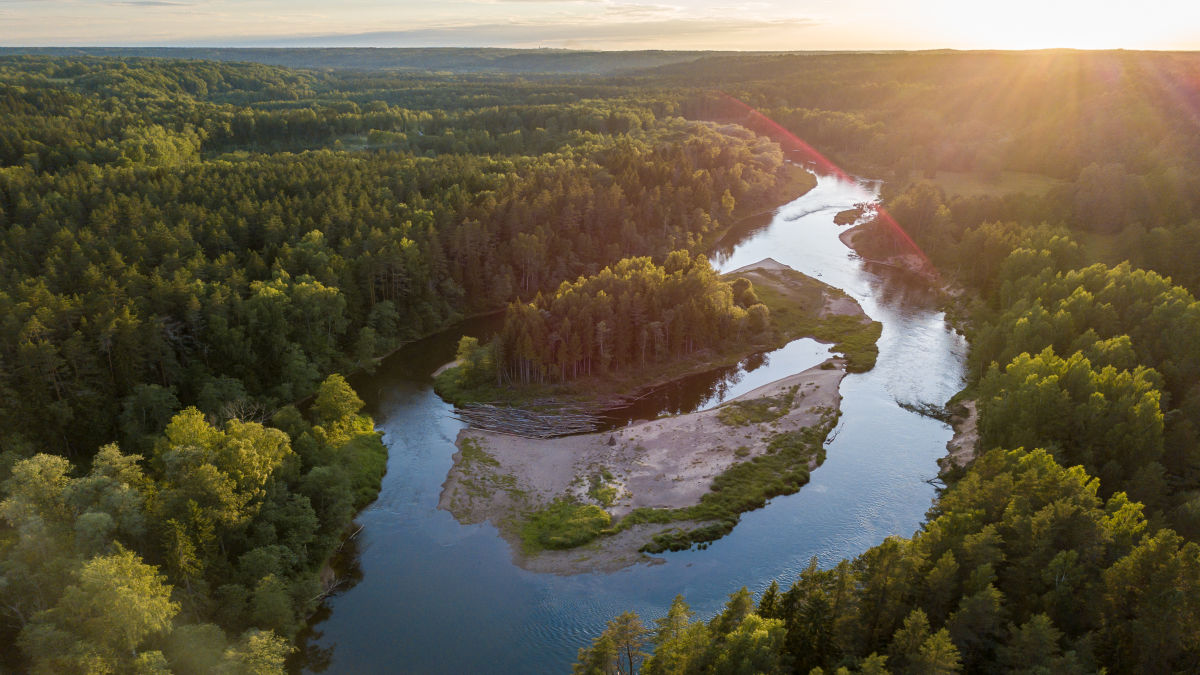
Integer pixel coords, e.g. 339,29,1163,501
0,55,798,671
0,47,712,74
578,50,1200,674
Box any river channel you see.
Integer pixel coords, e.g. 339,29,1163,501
301,172,968,673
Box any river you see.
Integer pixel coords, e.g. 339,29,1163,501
300,172,968,673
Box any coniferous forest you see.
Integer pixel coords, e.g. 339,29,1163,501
1,48,1200,673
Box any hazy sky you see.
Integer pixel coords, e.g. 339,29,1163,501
2,0,1198,50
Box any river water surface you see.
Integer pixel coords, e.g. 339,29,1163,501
301,173,968,673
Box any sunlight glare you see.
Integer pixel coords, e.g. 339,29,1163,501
935,0,1183,50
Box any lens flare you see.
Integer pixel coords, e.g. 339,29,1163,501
717,92,938,281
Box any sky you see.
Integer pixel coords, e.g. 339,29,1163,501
1,0,1199,51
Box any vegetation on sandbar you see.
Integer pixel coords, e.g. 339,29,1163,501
615,410,836,553
717,386,799,427
519,499,612,553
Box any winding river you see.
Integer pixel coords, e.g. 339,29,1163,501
301,172,968,673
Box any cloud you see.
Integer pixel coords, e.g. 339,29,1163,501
600,3,677,19
110,1,194,6
192,17,819,49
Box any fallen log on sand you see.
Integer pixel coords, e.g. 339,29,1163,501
453,403,606,438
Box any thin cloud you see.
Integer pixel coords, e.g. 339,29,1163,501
601,3,678,19
110,1,194,6
192,17,819,49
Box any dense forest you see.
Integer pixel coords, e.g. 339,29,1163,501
451,251,769,388
0,54,800,671
578,252,1200,673
3,47,1200,673
4,374,385,673
0,55,791,457
574,50,1200,673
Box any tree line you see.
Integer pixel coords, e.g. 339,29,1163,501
578,447,1199,674
453,251,768,388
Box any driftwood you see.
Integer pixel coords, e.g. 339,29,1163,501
896,400,955,423
453,402,613,438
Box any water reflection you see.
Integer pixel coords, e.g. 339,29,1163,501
599,338,832,426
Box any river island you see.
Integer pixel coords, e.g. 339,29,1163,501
437,258,881,573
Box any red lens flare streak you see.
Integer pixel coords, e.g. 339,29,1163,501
716,92,938,280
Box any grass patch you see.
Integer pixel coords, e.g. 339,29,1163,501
718,386,798,427
821,315,883,373
459,437,500,468
612,410,837,553
750,268,882,372
588,470,619,507
434,367,565,407
519,498,612,553
772,164,819,202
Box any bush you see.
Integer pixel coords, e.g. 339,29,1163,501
520,499,612,551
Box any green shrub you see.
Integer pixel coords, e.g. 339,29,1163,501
717,387,798,427
520,499,612,552
588,473,619,506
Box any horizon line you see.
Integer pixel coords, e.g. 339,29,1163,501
2,45,1195,54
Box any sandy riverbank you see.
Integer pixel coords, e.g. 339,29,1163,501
439,358,847,574
431,360,459,378
940,400,979,472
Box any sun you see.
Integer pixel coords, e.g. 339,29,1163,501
931,0,1198,50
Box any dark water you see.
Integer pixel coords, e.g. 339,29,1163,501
302,173,967,674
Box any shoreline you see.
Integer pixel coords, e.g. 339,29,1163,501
835,216,980,475
436,256,880,574
838,221,939,282
940,399,979,473
439,358,847,574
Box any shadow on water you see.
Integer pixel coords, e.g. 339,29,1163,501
346,311,506,411
299,172,967,674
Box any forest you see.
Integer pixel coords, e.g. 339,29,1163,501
1,47,1200,673
573,50,1200,673
0,54,799,672
448,251,769,389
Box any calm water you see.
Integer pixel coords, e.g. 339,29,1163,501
301,173,968,674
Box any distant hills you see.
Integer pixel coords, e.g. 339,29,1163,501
0,47,724,74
